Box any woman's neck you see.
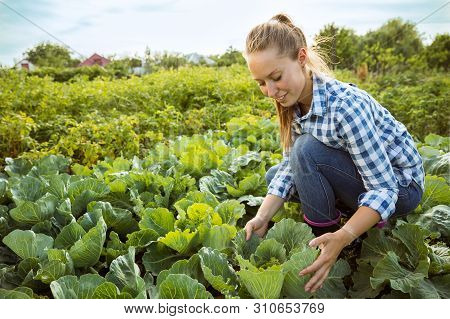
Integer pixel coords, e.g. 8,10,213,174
298,71,313,114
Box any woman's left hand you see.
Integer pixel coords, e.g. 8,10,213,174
299,230,350,293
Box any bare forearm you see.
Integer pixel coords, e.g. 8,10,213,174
256,194,286,222
336,206,381,246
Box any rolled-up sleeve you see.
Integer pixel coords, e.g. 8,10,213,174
337,100,399,221
267,152,295,200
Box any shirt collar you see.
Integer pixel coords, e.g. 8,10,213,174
294,73,328,122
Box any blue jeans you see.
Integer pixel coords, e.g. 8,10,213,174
266,134,423,227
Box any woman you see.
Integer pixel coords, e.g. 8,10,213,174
243,14,424,294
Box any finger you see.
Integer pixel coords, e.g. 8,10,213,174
304,267,327,292
309,233,329,248
299,254,327,276
310,268,331,293
245,223,253,240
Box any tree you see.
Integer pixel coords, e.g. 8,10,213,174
359,18,424,74
425,33,449,71
211,46,246,67
25,42,79,68
143,48,187,71
315,23,362,70
363,18,423,59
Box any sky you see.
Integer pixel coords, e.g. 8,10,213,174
0,0,448,66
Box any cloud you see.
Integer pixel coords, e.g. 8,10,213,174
132,0,181,12
58,17,95,35
0,0,448,66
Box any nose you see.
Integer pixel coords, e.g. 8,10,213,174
266,82,278,98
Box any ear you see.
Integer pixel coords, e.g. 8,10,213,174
297,48,307,67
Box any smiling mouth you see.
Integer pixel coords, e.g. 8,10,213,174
275,93,287,102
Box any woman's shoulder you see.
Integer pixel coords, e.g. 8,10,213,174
322,76,367,102
314,74,370,116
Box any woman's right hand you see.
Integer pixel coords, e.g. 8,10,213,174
244,215,269,240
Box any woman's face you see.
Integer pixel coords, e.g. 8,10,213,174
246,47,308,107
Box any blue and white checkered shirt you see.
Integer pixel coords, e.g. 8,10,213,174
267,74,425,221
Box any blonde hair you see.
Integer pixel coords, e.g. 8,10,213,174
245,13,333,152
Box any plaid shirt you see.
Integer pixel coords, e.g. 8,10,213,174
267,74,425,221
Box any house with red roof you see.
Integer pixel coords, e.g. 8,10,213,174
78,53,110,67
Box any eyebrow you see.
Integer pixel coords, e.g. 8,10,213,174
253,69,281,81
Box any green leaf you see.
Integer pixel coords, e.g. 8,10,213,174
2,230,53,259
158,274,213,299
90,201,139,237
236,255,285,299
9,194,57,225
45,249,75,279
424,133,449,150
199,169,235,200
17,257,39,278
139,207,175,236
238,174,261,192
159,229,200,254
251,238,287,268
34,260,68,284
156,254,206,288
428,243,450,275
109,179,128,193
370,251,426,294
391,223,430,270
50,274,106,299
266,218,314,256
106,247,146,298
409,279,441,298
430,274,450,298
71,163,92,176
314,259,351,299
198,247,238,295
174,191,219,217
4,157,32,177
359,228,406,266
417,176,450,212
282,246,318,298
142,242,185,275
232,229,261,260
68,178,110,217
225,184,245,197
31,220,54,236
186,203,215,223
0,287,33,299
45,174,70,199
202,224,236,251
349,262,383,298
126,229,159,248
77,208,102,231
69,217,107,268
423,153,450,181
229,152,261,173
237,195,264,206
409,205,450,238
214,200,245,225
30,155,70,176
105,231,128,264
92,282,133,299
54,221,86,249
10,176,46,203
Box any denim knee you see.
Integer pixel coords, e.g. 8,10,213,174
289,134,320,172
